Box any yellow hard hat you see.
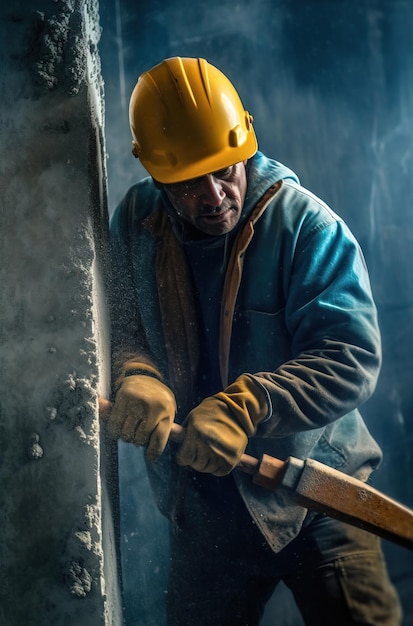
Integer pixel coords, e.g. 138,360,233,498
129,57,258,184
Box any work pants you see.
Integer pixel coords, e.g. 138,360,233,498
167,472,402,626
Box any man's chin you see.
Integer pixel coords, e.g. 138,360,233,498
197,209,240,236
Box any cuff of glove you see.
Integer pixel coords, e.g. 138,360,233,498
116,360,163,390
217,373,271,435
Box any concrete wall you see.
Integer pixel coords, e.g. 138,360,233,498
0,1,121,624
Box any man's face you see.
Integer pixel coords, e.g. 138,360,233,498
163,161,247,237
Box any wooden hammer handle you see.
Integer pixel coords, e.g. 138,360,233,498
98,400,413,550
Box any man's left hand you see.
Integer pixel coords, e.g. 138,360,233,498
176,374,269,476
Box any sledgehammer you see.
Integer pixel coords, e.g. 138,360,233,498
98,397,413,551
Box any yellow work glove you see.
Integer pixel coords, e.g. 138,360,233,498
176,374,269,477
108,361,177,462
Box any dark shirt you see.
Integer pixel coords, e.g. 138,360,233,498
183,233,230,399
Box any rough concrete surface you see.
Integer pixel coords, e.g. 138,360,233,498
0,1,121,624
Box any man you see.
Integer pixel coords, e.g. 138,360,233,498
108,57,401,625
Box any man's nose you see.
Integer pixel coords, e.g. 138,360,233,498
200,174,226,205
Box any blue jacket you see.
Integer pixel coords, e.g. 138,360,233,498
110,152,383,553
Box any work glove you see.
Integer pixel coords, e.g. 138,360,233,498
108,361,177,462
176,374,269,477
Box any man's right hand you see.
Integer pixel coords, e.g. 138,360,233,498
107,373,177,462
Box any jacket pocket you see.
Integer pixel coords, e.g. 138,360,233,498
311,411,382,476
231,308,292,376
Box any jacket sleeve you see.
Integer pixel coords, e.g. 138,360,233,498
254,218,381,437
109,191,156,384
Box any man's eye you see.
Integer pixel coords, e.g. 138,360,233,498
214,167,233,180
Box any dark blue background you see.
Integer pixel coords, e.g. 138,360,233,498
99,1,413,624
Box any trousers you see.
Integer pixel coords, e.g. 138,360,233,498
167,471,402,626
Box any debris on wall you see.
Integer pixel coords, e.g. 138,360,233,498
0,1,121,624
